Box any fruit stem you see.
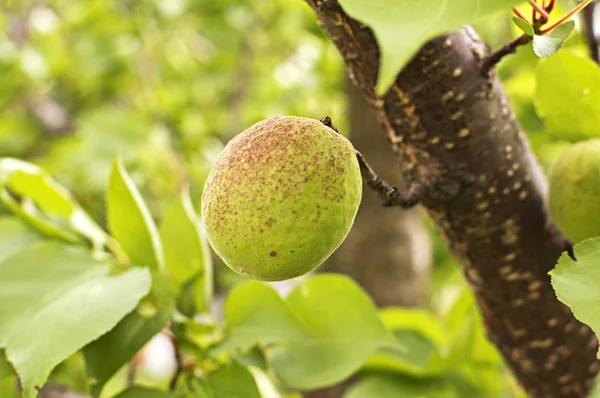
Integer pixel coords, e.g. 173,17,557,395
319,116,426,208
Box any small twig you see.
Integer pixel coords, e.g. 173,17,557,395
530,0,549,24
481,34,532,75
320,116,426,208
355,152,426,208
539,0,593,35
512,7,528,22
546,0,556,13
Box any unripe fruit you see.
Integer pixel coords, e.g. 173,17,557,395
202,116,362,281
548,139,600,243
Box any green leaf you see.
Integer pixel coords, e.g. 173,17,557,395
207,360,262,398
247,366,282,398
535,52,600,140
0,158,108,248
343,374,455,398
0,242,152,397
113,386,171,398
220,274,393,390
216,281,306,354
551,237,600,345
0,376,20,398
0,350,15,377
533,20,575,58
512,16,533,36
337,0,520,95
0,217,43,263
364,308,446,376
84,308,171,397
159,188,213,315
107,155,164,269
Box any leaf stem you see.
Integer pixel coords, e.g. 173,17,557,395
539,0,593,35
512,7,529,22
530,0,549,24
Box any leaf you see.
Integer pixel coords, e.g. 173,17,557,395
364,308,446,377
551,237,600,344
107,155,164,269
207,360,262,398
113,386,171,398
219,274,394,390
0,217,43,263
0,242,152,397
159,188,213,315
512,16,533,36
0,376,20,398
0,158,108,248
535,52,600,140
247,366,283,398
84,308,171,397
337,0,520,95
0,350,14,377
533,20,575,58
343,374,455,398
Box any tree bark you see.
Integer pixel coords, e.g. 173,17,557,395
305,1,600,397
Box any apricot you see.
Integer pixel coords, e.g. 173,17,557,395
548,139,600,243
202,116,362,281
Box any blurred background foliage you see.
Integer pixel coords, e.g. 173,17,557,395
0,0,598,396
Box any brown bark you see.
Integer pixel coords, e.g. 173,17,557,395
305,1,600,397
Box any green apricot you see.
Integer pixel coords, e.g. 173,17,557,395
548,139,600,243
202,116,362,281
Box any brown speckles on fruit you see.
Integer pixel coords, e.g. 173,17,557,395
202,116,362,281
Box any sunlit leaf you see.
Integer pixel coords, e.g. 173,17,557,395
338,0,520,94
364,308,446,376
551,237,600,349
533,21,574,58
206,360,262,398
535,52,600,140
0,158,108,248
159,188,213,315
343,374,455,398
107,155,164,269
219,274,394,390
248,366,282,398
113,386,170,398
0,217,43,263
0,242,151,397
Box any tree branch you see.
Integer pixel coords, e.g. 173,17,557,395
320,116,426,208
481,34,532,75
305,1,600,397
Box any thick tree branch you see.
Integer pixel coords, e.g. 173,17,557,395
306,1,600,397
